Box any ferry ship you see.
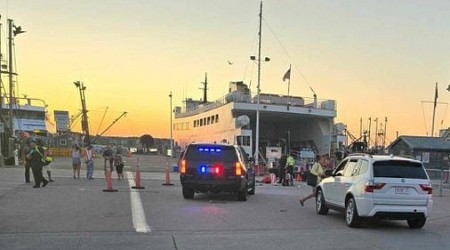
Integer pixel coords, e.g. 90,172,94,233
173,2,337,166
173,81,337,164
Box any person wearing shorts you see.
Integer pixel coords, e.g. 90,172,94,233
72,144,82,179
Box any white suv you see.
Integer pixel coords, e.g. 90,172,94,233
316,154,433,228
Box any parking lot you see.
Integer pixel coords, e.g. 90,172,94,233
1,156,450,250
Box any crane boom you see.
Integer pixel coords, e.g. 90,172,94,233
97,112,127,136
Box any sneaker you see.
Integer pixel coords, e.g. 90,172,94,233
42,180,49,187
49,179,55,182
33,185,40,188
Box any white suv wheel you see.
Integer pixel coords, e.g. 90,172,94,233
345,197,361,228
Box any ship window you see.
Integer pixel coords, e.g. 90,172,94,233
193,120,197,128
215,114,219,123
207,117,211,125
59,139,67,146
211,115,215,124
203,118,206,126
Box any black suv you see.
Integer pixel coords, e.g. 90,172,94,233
179,143,256,201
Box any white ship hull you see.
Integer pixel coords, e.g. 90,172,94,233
174,82,337,159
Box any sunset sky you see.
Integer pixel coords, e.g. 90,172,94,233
1,0,450,145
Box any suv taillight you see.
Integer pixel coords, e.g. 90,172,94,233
420,184,433,194
235,162,242,176
180,160,186,174
364,182,385,192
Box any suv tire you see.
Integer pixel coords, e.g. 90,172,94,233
237,187,248,201
182,187,195,199
345,197,362,228
316,189,329,215
407,218,426,229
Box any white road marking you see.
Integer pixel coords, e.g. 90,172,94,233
126,171,151,233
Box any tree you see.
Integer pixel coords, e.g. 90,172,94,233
139,134,154,152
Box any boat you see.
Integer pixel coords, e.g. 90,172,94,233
173,2,337,168
0,17,48,163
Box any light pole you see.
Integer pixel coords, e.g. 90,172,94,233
169,91,173,158
250,1,270,166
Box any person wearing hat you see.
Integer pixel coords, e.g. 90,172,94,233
27,139,49,188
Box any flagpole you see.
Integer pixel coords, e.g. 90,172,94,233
287,64,291,110
431,82,438,137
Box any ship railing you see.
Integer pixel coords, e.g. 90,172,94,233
175,91,336,118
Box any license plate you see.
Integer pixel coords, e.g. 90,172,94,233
395,186,409,194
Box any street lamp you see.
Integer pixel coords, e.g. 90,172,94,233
249,1,270,167
250,55,270,166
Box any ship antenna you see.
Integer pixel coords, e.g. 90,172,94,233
201,72,208,104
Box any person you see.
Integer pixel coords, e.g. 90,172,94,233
114,148,124,180
278,154,287,184
27,139,49,188
299,154,326,206
22,139,32,183
102,145,114,178
85,144,94,180
285,153,295,186
72,144,82,179
42,145,54,182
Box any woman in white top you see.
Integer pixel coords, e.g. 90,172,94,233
72,144,82,179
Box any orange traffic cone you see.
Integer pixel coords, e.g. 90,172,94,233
132,157,145,189
103,169,118,192
162,161,174,186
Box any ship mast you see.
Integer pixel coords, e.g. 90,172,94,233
254,1,263,165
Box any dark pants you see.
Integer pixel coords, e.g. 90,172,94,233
285,165,294,185
31,163,47,187
24,162,31,183
278,166,285,183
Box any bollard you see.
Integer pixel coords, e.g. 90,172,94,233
103,169,118,192
162,161,174,186
132,157,145,189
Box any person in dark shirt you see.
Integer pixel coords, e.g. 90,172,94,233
278,154,287,184
27,139,49,188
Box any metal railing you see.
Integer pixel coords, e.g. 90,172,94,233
426,169,450,197
175,91,336,118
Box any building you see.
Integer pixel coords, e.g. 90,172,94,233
388,135,450,170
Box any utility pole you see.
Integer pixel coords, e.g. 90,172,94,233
74,81,90,145
169,91,173,158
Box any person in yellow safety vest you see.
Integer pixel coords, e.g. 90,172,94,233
285,154,295,186
42,145,54,182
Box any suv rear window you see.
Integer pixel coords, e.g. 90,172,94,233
185,145,238,162
373,160,428,179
